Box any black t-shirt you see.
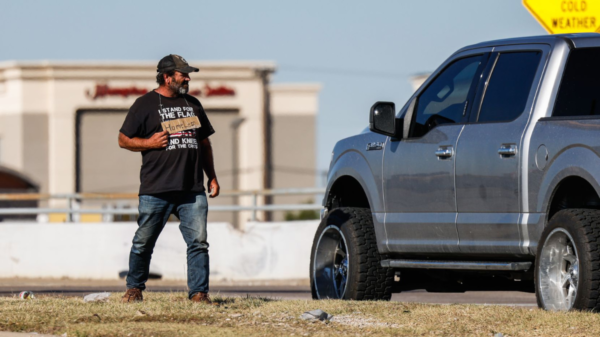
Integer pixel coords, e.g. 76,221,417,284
120,91,215,195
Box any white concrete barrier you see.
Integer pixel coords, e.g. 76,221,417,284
0,221,320,281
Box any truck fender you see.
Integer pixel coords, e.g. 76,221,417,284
324,149,383,213
537,146,600,215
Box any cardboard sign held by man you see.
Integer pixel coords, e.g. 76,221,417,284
161,116,201,134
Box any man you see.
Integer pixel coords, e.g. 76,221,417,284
118,54,219,304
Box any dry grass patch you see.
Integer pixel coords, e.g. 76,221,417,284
1,293,600,336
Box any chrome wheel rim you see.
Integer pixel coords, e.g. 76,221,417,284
313,225,349,299
538,228,579,311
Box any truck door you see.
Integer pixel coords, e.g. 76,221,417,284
455,45,548,255
383,51,489,254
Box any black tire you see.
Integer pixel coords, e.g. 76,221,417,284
309,207,394,300
535,209,600,311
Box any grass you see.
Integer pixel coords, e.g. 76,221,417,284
1,293,600,336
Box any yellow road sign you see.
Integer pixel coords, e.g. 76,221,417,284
523,0,600,34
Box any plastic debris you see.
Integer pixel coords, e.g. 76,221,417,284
83,292,111,303
494,333,504,337
300,309,333,321
19,291,35,300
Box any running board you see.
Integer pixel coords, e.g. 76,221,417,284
380,259,532,271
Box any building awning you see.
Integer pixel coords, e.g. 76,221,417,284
0,166,38,192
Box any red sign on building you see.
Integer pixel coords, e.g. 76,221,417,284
87,84,235,100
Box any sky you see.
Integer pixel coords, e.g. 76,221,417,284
0,0,546,185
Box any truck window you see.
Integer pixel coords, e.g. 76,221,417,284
411,55,483,138
553,47,600,117
476,51,542,123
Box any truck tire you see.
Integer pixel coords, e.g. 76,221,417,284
535,209,600,311
310,207,393,300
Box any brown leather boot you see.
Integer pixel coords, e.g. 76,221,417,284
190,292,213,304
121,288,143,303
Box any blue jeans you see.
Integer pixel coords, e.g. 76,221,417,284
126,192,209,298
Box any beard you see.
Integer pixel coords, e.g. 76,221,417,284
169,80,189,95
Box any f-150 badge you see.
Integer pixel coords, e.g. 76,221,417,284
366,142,384,151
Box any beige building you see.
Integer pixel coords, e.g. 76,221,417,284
0,61,320,225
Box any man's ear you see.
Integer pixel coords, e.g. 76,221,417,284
164,73,170,85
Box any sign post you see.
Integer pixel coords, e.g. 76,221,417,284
523,0,600,34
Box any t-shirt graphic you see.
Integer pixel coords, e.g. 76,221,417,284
158,105,199,151
120,91,215,195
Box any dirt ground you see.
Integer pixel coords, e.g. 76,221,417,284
0,292,597,337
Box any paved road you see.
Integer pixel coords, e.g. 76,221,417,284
0,278,537,306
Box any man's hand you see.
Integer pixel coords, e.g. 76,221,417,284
146,131,169,149
200,138,219,198
207,177,220,198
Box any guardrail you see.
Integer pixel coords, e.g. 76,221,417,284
0,187,325,222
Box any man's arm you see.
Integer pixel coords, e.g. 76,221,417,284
200,138,220,198
118,131,168,152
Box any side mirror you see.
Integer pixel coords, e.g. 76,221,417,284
369,102,401,138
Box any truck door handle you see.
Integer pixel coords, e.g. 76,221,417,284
435,146,453,158
498,144,517,157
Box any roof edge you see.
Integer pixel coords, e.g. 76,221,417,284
0,60,277,71
457,33,600,53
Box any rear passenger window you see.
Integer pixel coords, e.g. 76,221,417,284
553,48,600,117
477,51,541,123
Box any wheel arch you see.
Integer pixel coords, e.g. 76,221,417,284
323,150,383,212
545,175,600,222
537,147,600,221
324,175,371,210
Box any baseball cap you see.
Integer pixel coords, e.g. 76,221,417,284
157,54,199,73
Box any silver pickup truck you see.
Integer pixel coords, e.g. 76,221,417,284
310,33,600,311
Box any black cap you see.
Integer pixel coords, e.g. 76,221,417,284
157,54,199,73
